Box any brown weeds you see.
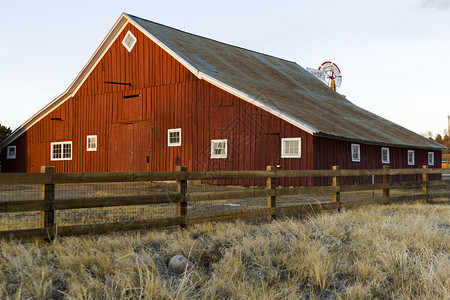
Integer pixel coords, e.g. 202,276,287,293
0,202,448,299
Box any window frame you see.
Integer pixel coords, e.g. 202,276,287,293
122,30,137,52
86,135,98,152
428,152,434,166
281,137,301,158
211,139,227,159
407,150,415,166
381,147,390,164
6,146,16,159
351,143,361,162
51,141,73,161
168,128,182,147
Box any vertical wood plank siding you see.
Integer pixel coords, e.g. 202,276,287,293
313,137,441,185
2,23,314,185
1,22,441,187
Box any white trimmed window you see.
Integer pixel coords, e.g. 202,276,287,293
351,144,360,162
51,141,72,161
428,152,434,166
281,138,301,158
408,150,415,166
168,128,181,146
211,139,227,158
87,135,97,151
6,146,16,159
122,30,137,52
381,147,390,164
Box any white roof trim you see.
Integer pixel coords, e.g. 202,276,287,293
69,15,129,97
1,13,315,149
125,15,201,78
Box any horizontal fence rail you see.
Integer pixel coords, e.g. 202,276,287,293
0,166,449,241
2,167,449,185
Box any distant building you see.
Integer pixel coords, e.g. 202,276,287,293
0,13,445,185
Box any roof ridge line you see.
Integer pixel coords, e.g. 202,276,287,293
125,13,299,66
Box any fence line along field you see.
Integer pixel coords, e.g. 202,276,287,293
0,200,448,299
0,165,449,240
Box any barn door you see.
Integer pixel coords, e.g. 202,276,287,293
132,122,153,172
262,134,281,167
108,124,134,172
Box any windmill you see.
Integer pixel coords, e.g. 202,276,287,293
307,61,342,91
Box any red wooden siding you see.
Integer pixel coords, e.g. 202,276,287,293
1,23,313,185
0,22,441,188
313,137,441,184
0,132,27,172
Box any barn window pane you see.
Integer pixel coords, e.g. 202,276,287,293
381,147,390,164
63,144,72,159
168,129,181,146
6,146,16,159
51,141,72,161
428,152,434,166
122,31,137,52
52,144,61,159
408,150,414,166
281,138,301,158
87,135,97,151
211,139,227,158
351,144,360,162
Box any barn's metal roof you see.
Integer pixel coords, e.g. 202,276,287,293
127,14,445,150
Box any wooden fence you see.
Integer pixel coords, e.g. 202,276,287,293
443,160,450,168
0,166,449,241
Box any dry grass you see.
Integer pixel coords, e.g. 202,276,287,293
0,202,448,299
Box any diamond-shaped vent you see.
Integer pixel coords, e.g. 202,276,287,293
122,31,137,52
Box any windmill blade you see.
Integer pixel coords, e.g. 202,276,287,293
335,76,342,88
319,61,342,89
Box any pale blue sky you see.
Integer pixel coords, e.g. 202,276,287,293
1,0,449,136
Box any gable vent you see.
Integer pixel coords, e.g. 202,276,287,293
122,30,137,52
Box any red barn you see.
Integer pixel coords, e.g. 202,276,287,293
0,13,445,185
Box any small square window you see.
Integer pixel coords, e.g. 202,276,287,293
211,139,227,158
168,128,181,146
6,146,16,159
87,135,97,151
408,150,414,166
51,141,72,161
122,30,137,52
381,147,390,164
281,138,301,158
428,152,434,166
351,144,360,162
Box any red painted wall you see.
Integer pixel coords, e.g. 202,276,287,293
313,137,441,185
0,132,27,172
1,22,441,188
1,23,314,186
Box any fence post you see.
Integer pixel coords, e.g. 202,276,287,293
266,165,277,221
40,166,55,240
332,166,341,211
422,165,428,203
146,155,151,186
176,166,188,227
382,165,390,203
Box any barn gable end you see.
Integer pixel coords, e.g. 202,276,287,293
1,19,314,185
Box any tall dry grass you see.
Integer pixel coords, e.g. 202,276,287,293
0,202,448,299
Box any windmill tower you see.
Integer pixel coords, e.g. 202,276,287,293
448,115,450,135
